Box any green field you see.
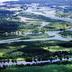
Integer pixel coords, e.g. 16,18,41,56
1,64,72,72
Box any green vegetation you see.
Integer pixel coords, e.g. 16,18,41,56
0,3,72,72
1,64,72,72
59,31,72,38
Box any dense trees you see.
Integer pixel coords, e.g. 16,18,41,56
0,20,21,32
